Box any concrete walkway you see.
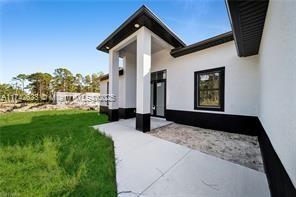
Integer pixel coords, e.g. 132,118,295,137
94,118,270,197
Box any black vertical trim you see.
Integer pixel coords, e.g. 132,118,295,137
257,122,296,197
164,80,167,118
220,68,225,111
108,109,119,122
100,106,109,114
152,81,156,116
136,113,150,132
194,72,198,111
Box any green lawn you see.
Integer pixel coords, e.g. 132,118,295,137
0,110,117,196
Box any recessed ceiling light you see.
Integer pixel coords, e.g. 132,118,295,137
106,46,109,49
134,24,140,28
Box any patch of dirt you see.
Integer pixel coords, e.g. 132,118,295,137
149,123,264,172
0,103,23,113
0,103,99,113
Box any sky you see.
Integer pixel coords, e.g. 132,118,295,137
0,0,231,84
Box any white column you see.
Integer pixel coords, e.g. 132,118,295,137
108,50,119,121
122,52,137,109
122,55,127,108
136,27,151,131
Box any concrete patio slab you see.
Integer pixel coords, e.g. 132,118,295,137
94,118,270,197
143,149,269,197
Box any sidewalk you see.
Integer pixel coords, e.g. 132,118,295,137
94,118,270,197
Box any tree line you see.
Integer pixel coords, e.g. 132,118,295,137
0,68,104,102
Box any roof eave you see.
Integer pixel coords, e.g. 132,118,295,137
170,31,234,58
96,5,146,52
96,5,186,53
225,0,269,57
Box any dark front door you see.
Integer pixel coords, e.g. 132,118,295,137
151,70,166,118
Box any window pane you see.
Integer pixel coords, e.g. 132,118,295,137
195,68,224,110
156,72,163,80
151,70,166,81
199,90,220,107
199,72,220,90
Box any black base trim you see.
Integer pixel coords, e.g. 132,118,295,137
165,109,259,135
136,113,150,132
100,106,109,114
165,109,296,195
258,122,296,197
108,109,119,122
119,108,136,119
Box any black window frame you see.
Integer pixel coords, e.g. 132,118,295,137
194,67,225,111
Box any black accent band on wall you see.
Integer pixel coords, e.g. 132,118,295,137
136,113,150,132
258,122,296,197
165,109,259,136
119,108,136,119
108,109,119,122
100,106,109,114
165,108,296,195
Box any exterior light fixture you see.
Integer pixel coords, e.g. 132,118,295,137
106,46,109,50
134,23,140,28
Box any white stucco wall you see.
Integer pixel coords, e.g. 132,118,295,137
102,40,260,117
258,0,296,187
151,41,260,116
100,74,124,107
119,76,124,108
100,80,108,107
123,52,137,108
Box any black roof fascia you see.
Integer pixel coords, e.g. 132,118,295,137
170,31,234,58
97,5,186,53
226,0,269,57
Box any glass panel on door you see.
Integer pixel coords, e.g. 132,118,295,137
151,70,166,117
156,82,165,116
150,83,154,115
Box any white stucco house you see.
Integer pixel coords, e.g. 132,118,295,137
97,1,295,196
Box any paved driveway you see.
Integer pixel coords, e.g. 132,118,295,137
94,118,270,197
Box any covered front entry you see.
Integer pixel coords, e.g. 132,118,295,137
96,6,186,132
105,27,172,132
151,70,166,118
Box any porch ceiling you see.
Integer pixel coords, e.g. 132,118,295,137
96,5,186,53
118,37,168,57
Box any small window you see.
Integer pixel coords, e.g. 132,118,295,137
151,70,166,81
194,67,225,111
